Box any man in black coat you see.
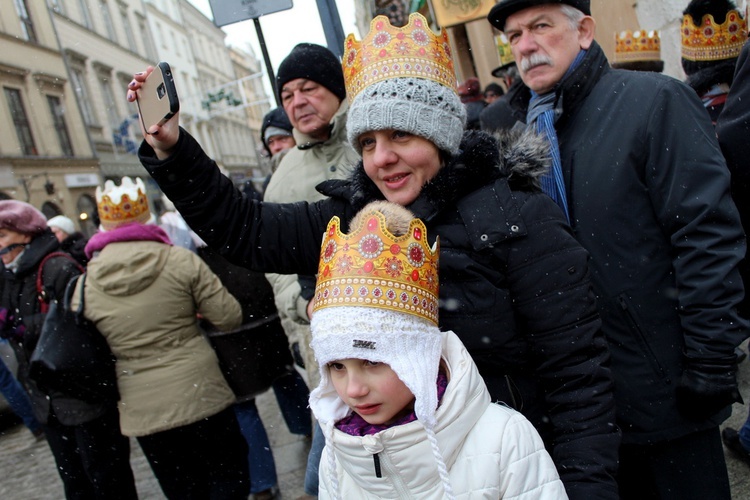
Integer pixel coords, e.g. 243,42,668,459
487,0,749,498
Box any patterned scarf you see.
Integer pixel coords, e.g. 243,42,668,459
526,49,587,223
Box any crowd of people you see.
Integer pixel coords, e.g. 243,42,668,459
1,0,749,499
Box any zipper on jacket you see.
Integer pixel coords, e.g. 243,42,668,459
372,453,382,478
380,449,413,497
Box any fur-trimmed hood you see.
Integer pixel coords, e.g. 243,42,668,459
328,129,550,214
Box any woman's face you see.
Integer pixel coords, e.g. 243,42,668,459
0,229,31,265
360,130,441,206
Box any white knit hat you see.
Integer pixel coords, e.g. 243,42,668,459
347,77,467,155
47,215,76,236
309,201,454,499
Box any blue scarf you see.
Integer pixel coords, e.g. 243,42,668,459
526,49,587,223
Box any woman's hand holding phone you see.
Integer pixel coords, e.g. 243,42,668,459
127,66,180,160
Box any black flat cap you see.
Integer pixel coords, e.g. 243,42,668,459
488,0,591,31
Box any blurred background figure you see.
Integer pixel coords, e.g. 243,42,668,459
199,243,311,500
252,107,297,198
158,194,197,253
483,82,505,104
681,0,748,124
611,30,665,73
457,76,487,130
0,200,135,499
0,354,43,439
78,177,249,499
47,215,89,267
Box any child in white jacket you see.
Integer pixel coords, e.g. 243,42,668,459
308,201,567,499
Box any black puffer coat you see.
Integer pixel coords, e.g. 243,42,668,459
0,230,101,425
141,128,619,499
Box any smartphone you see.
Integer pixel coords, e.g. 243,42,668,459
136,61,179,133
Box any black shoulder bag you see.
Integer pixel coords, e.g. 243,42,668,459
29,274,120,404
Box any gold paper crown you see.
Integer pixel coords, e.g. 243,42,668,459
681,9,748,61
96,176,152,231
495,34,516,67
614,30,662,63
343,13,457,101
313,209,439,325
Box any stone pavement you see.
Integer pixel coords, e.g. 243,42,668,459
0,388,311,499
2,343,750,499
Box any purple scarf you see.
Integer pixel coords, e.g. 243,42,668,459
85,223,172,259
336,370,449,436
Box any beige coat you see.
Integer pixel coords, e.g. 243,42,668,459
74,241,242,437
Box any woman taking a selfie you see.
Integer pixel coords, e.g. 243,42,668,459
128,14,618,498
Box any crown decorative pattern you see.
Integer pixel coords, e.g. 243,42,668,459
495,34,515,67
313,209,439,325
343,13,456,101
681,9,748,61
96,177,151,231
614,30,662,63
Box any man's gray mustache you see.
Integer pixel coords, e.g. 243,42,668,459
520,54,553,72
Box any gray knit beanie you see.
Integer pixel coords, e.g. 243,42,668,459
347,77,467,155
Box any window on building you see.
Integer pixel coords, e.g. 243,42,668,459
78,0,93,29
70,67,96,126
98,76,120,130
137,16,157,61
46,95,74,156
13,0,37,43
3,87,37,156
120,7,137,52
100,0,117,42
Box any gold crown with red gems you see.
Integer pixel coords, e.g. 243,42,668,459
614,30,662,63
96,176,152,231
681,9,748,61
312,208,439,325
343,13,457,101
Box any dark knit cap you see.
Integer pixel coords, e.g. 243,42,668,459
489,0,591,30
0,200,47,235
260,107,293,154
276,43,346,101
681,0,741,86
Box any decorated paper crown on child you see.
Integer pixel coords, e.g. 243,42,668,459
612,30,664,72
309,201,453,498
681,2,747,63
95,176,155,231
343,13,466,155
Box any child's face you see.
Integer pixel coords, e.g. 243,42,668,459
328,359,415,426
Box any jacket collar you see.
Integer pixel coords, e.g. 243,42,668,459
293,100,349,150
14,230,60,276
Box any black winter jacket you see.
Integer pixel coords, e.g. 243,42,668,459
502,42,749,444
717,40,750,317
142,127,619,498
0,230,101,425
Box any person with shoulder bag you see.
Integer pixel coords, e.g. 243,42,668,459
0,200,136,499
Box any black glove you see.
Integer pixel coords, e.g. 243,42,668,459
676,356,743,421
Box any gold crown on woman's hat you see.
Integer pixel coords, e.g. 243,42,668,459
614,30,662,63
313,208,439,325
96,176,152,231
343,13,457,101
681,9,748,61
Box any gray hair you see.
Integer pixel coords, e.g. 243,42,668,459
559,4,585,30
